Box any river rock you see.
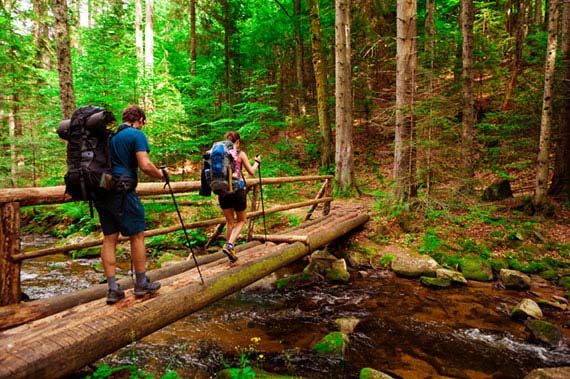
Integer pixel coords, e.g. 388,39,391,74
326,259,350,283
420,276,452,288
347,250,373,268
523,367,570,379
459,257,494,282
391,252,439,278
313,331,349,357
481,179,513,201
335,318,360,334
306,249,338,277
359,368,396,379
526,320,564,347
511,298,543,320
436,268,468,285
500,269,531,290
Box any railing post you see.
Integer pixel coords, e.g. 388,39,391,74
246,184,259,241
323,178,332,216
0,201,21,305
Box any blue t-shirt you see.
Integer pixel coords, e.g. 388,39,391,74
110,125,150,179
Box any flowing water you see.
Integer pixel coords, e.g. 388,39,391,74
18,235,570,379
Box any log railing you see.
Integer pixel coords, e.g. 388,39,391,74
0,175,333,305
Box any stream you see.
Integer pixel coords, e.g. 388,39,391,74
18,235,570,379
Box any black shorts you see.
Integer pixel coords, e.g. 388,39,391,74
218,188,247,211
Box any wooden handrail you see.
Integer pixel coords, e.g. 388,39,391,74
0,175,333,206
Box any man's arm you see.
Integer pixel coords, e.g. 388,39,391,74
136,151,164,180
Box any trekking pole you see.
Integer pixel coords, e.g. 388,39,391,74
161,167,205,285
255,157,268,241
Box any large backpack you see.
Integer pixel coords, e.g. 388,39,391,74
203,140,241,196
57,106,117,206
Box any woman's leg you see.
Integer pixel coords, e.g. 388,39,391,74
223,208,235,242
229,209,247,245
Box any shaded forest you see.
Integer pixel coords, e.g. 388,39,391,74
1,0,569,205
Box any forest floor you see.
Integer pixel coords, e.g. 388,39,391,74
342,116,570,285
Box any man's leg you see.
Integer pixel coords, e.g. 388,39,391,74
101,233,124,304
130,231,161,296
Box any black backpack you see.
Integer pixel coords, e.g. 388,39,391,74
201,140,241,196
57,106,117,210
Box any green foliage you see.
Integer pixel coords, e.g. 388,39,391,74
86,364,180,379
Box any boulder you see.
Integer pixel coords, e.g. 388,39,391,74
459,257,494,282
482,179,513,201
526,320,564,347
360,368,396,379
313,331,349,357
420,276,452,288
334,318,361,335
511,298,543,320
391,252,439,278
523,367,570,379
500,269,531,290
325,259,351,283
436,268,468,285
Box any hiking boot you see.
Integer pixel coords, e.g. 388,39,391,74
106,285,125,305
222,244,238,263
134,277,161,297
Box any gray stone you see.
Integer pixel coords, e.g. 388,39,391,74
391,252,439,278
500,269,531,290
511,298,543,320
523,367,570,379
436,268,468,285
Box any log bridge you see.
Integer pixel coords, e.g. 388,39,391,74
0,176,369,379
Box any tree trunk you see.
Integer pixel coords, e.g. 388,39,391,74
144,0,155,110
534,0,560,209
52,0,76,119
394,0,417,201
135,0,144,78
306,0,334,169
423,0,436,194
461,0,475,180
502,0,528,111
294,0,305,114
190,0,197,75
33,0,51,70
335,0,355,191
549,0,570,199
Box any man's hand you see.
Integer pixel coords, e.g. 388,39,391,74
254,155,261,164
160,166,170,184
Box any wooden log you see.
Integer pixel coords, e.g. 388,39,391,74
0,176,332,207
247,234,309,243
0,202,21,306
0,209,362,379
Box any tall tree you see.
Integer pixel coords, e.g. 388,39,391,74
136,0,144,77
534,0,560,208
461,0,475,180
306,0,333,168
335,0,355,190
33,0,51,70
394,0,417,201
549,0,570,199
145,0,155,109
52,0,76,118
501,0,529,110
294,0,305,114
190,0,197,75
